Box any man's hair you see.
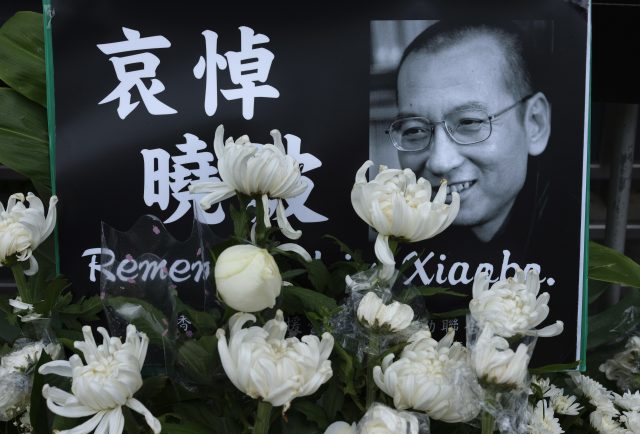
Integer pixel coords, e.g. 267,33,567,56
398,21,538,101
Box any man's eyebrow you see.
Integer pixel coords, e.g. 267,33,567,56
396,101,490,120
450,101,489,111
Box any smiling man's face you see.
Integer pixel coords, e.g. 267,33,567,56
397,34,531,241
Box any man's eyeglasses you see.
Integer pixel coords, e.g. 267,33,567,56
387,94,533,152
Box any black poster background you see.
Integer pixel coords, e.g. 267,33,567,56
51,0,589,366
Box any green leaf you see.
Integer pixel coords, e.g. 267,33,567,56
291,400,327,428
305,260,332,293
0,12,46,106
280,285,337,316
323,235,366,269
0,88,50,197
160,421,217,434
59,295,102,321
332,343,359,398
529,361,580,374
588,280,610,304
136,375,169,400
319,379,344,421
176,335,218,384
589,241,640,288
0,310,20,343
30,351,52,434
281,269,307,280
106,296,169,347
588,291,640,349
169,402,242,434
34,275,70,316
280,410,322,434
122,406,143,434
397,285,467,302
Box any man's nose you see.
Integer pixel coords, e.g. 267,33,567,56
425,124,465,177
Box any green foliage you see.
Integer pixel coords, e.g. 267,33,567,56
588,290,640,350
589,241,640,288
0,12,46,106
0,87,50,197
397,285,467,303
29,350,52,434
280,285,338,317
0,12,50,198
176,335,219,385
529,361,580,374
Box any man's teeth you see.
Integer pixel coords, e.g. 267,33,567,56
446,182,472,195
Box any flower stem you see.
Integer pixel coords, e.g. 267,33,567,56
481,410,495,434
366,335,380,408
254,194,268,246
253,400,272,434
10,263,30,303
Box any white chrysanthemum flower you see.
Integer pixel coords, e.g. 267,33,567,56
189,125,307,239
469,270,564,338
528,399,564,434
373,328,480,423
358,404,419,434
38,325,160,434
571,373,619,420
590,409,627,434
621,410,640,432
546,386,582,416
356,292,414,332
615,391,640,412
216,310,334,412
351,160,459,279
532,375,552,395
471,325,530,388
0,193,58,275
323,421,356,434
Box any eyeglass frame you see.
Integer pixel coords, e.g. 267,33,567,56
386,94,534,152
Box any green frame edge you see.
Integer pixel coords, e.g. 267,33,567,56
580,1,593,373
42,0,59,275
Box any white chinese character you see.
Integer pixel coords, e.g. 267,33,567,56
98,27,177,119
428,320,436,332
141,133,225,224
193,30,228,116
441,320,450,332
220,26,279,120
177,314,192,332
440,319,460,332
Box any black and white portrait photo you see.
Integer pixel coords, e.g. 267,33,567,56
370,18,589,366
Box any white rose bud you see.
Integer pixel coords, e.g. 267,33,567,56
215,244,282,312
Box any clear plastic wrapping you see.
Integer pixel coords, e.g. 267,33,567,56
330,268,428,361
466,315,536,433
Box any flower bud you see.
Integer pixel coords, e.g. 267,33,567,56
357,292,413,332
215,244,282,312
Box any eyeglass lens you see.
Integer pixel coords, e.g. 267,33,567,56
391,110,492,151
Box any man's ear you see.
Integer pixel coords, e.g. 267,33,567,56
524,92,551,156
